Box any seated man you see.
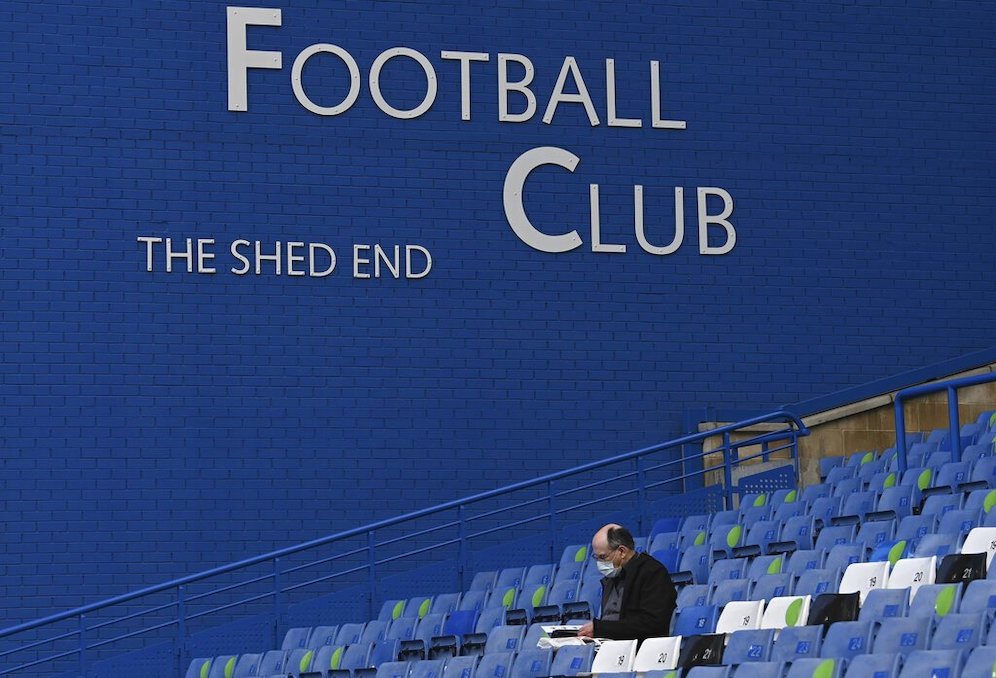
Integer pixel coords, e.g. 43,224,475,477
577,523,677,641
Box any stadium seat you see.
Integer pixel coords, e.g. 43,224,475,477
895,649,964,678
307,625,340,650
745,554,784,580
814,525,857,553
832,490,876,526
672,605,720,636
723,628,774,663
960,526,996,567
673,545,711,585
888,556,937,600
785,658,842,678
549,644,594,676
376,661,411,678
937,509,980,536
523,563,556,588
712,510,739,527
476,652,515,678
733,520,781,557
819,620,876,660
896,514,937,546
510,649,552,678
773,501,807,523
651,548,681,573
546,578,581,607
676,634,725,671
371,640,402,667
707,558,746,585
677,584,711,609
958,579,996,616
961,646,996,678
684,667,729,678
872,616,930,656
930,611,986,652
716,599,764,634
484,625,525,654
470,571,497,592
807,592,860,627
856,520,895,554
820,457,847,480
770,624,822,662
921,494,962,522
340,644,373,670
281,627,313,651
361,620,391,644
937,552,986,586
751,573,793,601
310,646,340,675
415,614,447,646
185,658,212,678
912,533,957,559
786,549,825,576
771,516,817,554
632,635,681,672
795,568,840,598
963,489,996,519
231,654,262,678
475,607,507,635
485,586,518,610
409,659,446,678
380,600,409,622
388,616,420,641
801,483,831,504
591,639,638,674
809,497,843,529
760,594,811,630
907,583,960,618
839,560,889,604
710,578,750,607
648,532,681,554
337,623,367,646
709,524,744,559
843,652,901,678
441,656,478,678
962,456,996,492
430,594,462,616
825,544,865,575
868,485,915,522
495,567,526,591
858,588,909,622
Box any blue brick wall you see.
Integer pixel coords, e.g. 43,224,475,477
2,0,994,630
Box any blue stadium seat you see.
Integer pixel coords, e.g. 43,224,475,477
712,510,739,527
441,655,478,678
559,545,588,570
475,607,507,635
469,571,497,592
771,516,817,553
809,496,843,528
495,567,526,591
371,640,402,667
186,658,212,678
843,652,901,678
553,559,585,585
872,616,930,656
649,532,682,554
962,646,996,678
709,524,744,559
362,620,391,644
310,646,340,675
858,588,909,622
826,466,856,486
510,649,552,678
807,592,860,628
475,652,514,678
751,573,794,601
677,584,711,609
895,649,964,678
868,485,915,522
774,501,807,523
681,514,712,543
801,483,832,504
409,659,446,678
484,625,525,654
963,489,996,520
814,525,857,552
832,490,876,526
907,583,961,619
648,516,684,542
857,519,896,554
710,578,750,607
673,544,711,585
825,544,865,575
430,594,461,616
549,644,594,676
739,505,771,526
707,557,746,585
443,610,478,637
458,590,488,613
672,604,720,636
307,625,340,650
820,456,847,480
820,620,876,660
485,586,518,610
388,617,420,641
912,533,958,559
684,669,730,678
958,579,996,617
231,654,262,678
786,658,842,678
380,600,409,621
922,494,962,522
896,514,937,546
523,563,555,588
546,578,580,607
867,470,898,494
376,661,411,678
926,462,973,496
723,628,775,663
786,549,825,576
746,554,785,580
831,477,863,499
734,521,782,558
770,625,822,663
795,568,841,597
731,661,783,678
521,623,547,650
337,623,368,646
407,596,435,619
930,612,986,652
341,644,373,670
518,583,549,613
415,614,447,646
937,509,980,536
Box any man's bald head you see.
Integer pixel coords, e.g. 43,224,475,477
592,523,635,553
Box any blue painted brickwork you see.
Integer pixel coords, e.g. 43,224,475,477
2,0,994,627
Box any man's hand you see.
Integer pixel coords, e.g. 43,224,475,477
577,621,594,638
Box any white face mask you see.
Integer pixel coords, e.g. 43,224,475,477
596,556,621,578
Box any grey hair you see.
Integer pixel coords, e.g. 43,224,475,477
606,525,635,551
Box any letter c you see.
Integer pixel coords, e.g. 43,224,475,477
503,146,583,253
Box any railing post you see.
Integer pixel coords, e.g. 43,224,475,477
547,480,556,562
176,585,186,678
636,457,646,536
78,614,87,678
895,395,909,475
791,432,801,486
273,557,283,648
367,531,377,619
457,505,467,592
948,386,962,464
722,432,734,510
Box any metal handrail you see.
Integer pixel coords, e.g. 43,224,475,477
0,408,808,677
894,371,996,474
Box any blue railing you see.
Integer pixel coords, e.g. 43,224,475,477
0,409,808,677
894,372,996,474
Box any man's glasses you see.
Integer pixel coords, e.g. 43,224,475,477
590,546,619,562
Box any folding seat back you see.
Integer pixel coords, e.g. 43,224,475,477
936,552,987,585
772,516,817,553
888,556,937,600
814,525,857,553
307,625,339,649
858,587,909,622
648,532,681,554
388,616,419,641
708,524,744,559
913,533,957,559
801,483,831,504
415,613,447,645
751,573,794,602
809,497,842,528
715,599,764,634
938,509,980,536
681,513,712,537
868,485,915,522
405,596,434,620
484,625,525,654
336,623,367,646
786,549,824,576
280,627,312,652
771,624,822,663
485,585,519,610
872,615,930,655
674,545,711,585
707,557,746,585
559,545,588,569
258,650,287,675
839,560,890,604
510,649,552,678
843,652,901,678
231,654,262,678
554,560,585,585
676,633,725,671
832,490,876,525
632,635,681,672
819,456,847,480
311,646,340,675
469,571,497,592
410,659,446,678
518,583,548,613
960,526,996,567
825,466,856,486
867,469,897,494
677,584,711,609
959,579,996,616
495,567,526,591
745,554,784,581
907,582,960,618
441,656,478,678
546,578,580,606
963,488,996,518
375,661,411,678
963,646,996,678
381,599,409,621
648,516,684,543
831,477,863,499
760,595,811,630
724,628,775,664
934,461,972,490
922,494,962,522
710,578,750,607
739,505,771,526
897,514,937,545
712,510,739,527
774,501,807,523
819,620,875,660
931,611,986,651
651,548,681,573
806,592,860,627
428,593,461,616
476,652,515,678
474,606,507,635
591,639,638,674
772,488,799,506
825,544,865,575
895,649,964,678
672,604,720,636
795,568,840,598
549,644,594,676
286,648,315,676
735,521,782,559
523,563,555,588
785,658,842,678
579,578,603,616
340,643,373,670
361,620,391,644
856,519,896,553
185,658,212,678
740,492,769,510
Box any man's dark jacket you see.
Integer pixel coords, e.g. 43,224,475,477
592,551,677,640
